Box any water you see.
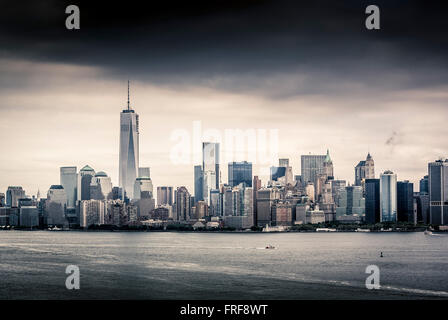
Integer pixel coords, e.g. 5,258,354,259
0,231,447,299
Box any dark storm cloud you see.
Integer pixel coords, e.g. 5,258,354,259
1,0,448,97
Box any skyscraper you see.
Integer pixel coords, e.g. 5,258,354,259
119,81,139,200
77,165,95,201
194,165,204,203
301,153,327,185
90,171,113,200
202,142,220,204
175,186,191,221
355,153,375,186
380,170,397,222
397,181,414,222
419,175,429,194
6,186,25,207
46,185,67,226
365,178,380,224
228,161,252,187
428,159,448,225
157,186,173,206
60,166,77,209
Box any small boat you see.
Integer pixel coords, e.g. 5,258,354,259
265,244,276,249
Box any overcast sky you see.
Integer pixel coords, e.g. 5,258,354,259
1,0,448,196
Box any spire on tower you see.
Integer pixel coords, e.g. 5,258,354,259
127,80,130,111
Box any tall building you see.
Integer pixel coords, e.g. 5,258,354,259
77,165,95,201
134,176,153,200
80,199,106,227
419,175,429,194
228,161,252,187
270,166,287,182
202,142,220,204
46,185,67,226
175,186,191,221
194,165,204,203
256,188,280,226
380,170,397,222
428,159,448,225
0,193,5,207
253,176,262,225
301,153,326,185
397,181,414,222
6,186,25,207
279,158,293,184
157,186,173,206
90,171,113,200
119,81,139,200
138,167,150,178
60,166,77,209
335,186,365,218
355,153,375,186
365,179,380,224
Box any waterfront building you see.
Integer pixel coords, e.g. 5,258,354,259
90,171,113,200
397,180,414,222
157,186,173,206
380,170,397,222
428,159,448,225
336,185,365,219
119,81,140,200
46,185,67,226
194,165,204,203
60,166,77,208
365,178,380,224
6,186,25,207
301,153,326,185
77,165,95,201
202,142,220,204
175,186,191,221
420,175,429,194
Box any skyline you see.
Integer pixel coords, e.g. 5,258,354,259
1,1,448,196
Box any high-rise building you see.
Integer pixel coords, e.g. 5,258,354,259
134,176,153,200
380,170,397,222
331,180,346,207
0,193,5,207
419,175,429,194
279,158,293,185
157,186,173,206
46,185,67,226
6,186,25,207
355,153,375,187
202,142,220,204
428,159,448,225
19,206,39,228
256,188,280,226
365,179,380,224
79,200,106,227
228,161,252,187
397,181,414,222
301,153,326,185
253,176,262,225
119,81,139,200
60,166,77,209
335,186,365,218
90,171,113,200
270,166,286,182
194,165,204,203
77,165,95,201
138,167,150,178
175,186,191,221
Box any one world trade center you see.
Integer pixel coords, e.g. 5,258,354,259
119,81,139,199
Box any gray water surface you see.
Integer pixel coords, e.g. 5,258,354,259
0,231,447,299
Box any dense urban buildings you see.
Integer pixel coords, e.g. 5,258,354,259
1,84,446,230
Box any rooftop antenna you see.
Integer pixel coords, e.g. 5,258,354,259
127,80,130,111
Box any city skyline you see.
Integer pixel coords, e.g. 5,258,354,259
1,1,448,197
